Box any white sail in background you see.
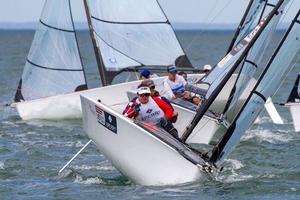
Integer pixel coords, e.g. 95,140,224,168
210,10,300,165
224,0,289,119
87,0,188,71
14,0,87,102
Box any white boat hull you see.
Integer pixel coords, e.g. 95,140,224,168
14,91,87,120
81,94,207,185
285,102,300,132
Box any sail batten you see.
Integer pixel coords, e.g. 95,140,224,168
26,59,84,72
222,0,289,118
91,16,168,25
39,20,74,33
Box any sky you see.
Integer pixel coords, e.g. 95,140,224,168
0,0,299,28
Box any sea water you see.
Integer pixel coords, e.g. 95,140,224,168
0,30,299,200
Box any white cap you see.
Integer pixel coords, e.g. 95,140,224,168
137,87,151,95
203,64,212,71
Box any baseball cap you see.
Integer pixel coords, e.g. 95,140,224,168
203,64,212,71
137,87,151,95
167,65,177,74
140,69,151,78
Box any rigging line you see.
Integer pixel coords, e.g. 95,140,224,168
92,30,143,66
26,59,83,71
184,0,235,51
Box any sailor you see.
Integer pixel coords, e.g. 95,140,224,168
139,69,151,80
123,86,179,139
163,65,201,105
178,71,187,81
139,69,158,80
203,64,212,74
138,79,178,123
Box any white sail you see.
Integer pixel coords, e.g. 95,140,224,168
224,0,289,119
87,0,187,71
197,17,268,100
14,0,87,102
210,10,300,165
228,0,266,51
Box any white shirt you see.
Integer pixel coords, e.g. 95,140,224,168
162,74,187,100
136,98,164,125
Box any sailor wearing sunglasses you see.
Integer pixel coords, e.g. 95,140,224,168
123,86,178,138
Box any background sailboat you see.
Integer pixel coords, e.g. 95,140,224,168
13,0,88,120
284,73,300,131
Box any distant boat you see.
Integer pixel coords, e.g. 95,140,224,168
12,0,88,120
81,0,296,185
285,73,300,131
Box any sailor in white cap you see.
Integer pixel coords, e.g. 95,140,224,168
203,64,212,74
123,86,178,138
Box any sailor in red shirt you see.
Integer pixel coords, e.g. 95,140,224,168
123,86,178,139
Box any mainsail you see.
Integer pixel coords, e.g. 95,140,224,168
84,0,193,85
180,0,285,142
223,0,289,119
14,0,87,102
210,9,300,165
226,0,266,53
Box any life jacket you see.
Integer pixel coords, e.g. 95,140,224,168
136,98,164,125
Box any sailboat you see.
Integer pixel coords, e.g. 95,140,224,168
285,73,300,131
12,0,89,120
80,0,297,185
12,0,255,121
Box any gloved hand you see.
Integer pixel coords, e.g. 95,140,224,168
171,112,178,123
159,116,168,127
159,117,179,139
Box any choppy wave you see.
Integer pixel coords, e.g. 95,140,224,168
215,159,253,183
242,128,294,143
74,174,105,185
0,161,4,169
72,164,115,171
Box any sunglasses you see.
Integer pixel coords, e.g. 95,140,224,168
150,86,155,90
139,93,150,97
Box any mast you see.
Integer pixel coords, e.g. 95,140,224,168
180,0,285,142
210,8,300,163
222,0,285,115
83,0,108,86
226,0,257,53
